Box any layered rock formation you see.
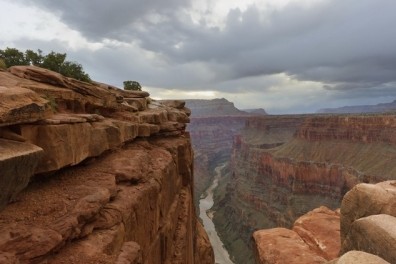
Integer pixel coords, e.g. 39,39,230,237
0,66,214,264
213,114,396,263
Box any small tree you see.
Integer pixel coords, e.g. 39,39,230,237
0,47,92,82
0,47,28,66
123,80,142,91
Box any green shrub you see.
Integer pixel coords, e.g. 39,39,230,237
123,80,142,91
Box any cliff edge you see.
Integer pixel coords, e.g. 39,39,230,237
0,66,214,264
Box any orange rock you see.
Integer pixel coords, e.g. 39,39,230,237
253,227,327,264
293,206,340,260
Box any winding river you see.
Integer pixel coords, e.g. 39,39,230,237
199,165,234,264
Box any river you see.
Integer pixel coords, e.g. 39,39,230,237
199,165,234,264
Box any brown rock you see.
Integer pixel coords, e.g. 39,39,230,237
0,224,62,262
0,85,50,126
0,252,19,264
9,65,120,111
194,221,215,264
253,228,327,264
342,214,396,264
328,251,390,264
340,181,396,246
116,241,142,264
159,100,186,109
292,206,340,260
0,139,43,210
124,98,147,111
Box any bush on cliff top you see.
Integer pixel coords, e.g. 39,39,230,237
0,47,91,82
123,80,142,91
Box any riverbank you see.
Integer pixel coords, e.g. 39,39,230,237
199,165,234,264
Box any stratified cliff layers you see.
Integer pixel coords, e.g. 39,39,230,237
0,66,214,264
213,114,396,263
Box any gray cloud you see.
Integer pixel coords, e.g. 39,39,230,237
16,0,192,41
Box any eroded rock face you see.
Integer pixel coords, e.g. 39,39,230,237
0,139,43,210
0,85,51,126
0,66,213,264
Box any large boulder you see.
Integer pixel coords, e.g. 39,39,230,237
342,214,396,264
340,181,396,246
253,228,326,264
0,85,50,126
293,206,340,260
338,181,396,263
328,251,390,264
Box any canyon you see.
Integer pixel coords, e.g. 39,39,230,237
0,66,214,263
190,112,396,263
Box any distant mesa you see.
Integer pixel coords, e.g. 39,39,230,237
185,98,267,117
242,108,268,115
317,99,396,113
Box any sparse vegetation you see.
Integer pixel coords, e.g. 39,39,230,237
44,94,58,113
123,80,142,91
0,58,6,70
0,47,91,82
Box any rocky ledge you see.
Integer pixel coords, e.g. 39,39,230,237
0,66,214,263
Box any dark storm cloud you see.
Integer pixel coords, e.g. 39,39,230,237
16,0,192,40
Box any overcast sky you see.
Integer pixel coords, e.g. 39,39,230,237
1,0,396,113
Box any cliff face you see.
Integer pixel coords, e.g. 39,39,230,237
213,114,396,263
0,66,214,264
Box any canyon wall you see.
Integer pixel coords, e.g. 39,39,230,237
187,116,248,205
0,66,214,264
213,114,396,264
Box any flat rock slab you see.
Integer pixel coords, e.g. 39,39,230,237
0,139,43,210
293,206,340,260
253,228,326,264
0,85,50,126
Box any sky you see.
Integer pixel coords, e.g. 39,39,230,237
1,0,396,114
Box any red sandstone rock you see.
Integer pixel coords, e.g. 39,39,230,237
253,228,326,264
116,241,142,264
0,85,51,126
293,206,340,260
